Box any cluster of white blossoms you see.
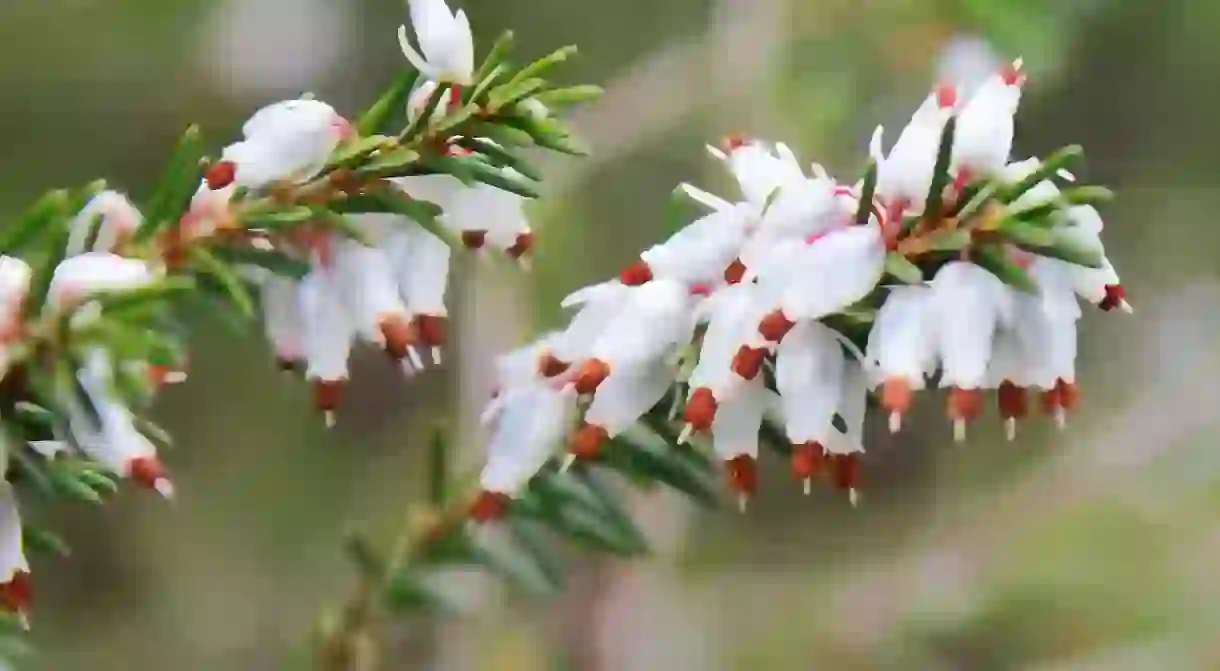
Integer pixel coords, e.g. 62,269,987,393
187,0,542,426
474,59,1130,516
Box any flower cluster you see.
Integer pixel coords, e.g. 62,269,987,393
0,0,597,629
475,59,1129,515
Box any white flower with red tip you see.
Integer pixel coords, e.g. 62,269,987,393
70,349,174,497
0,483,30,620
682,282,768,435
440,173,535,260
333,237,416,362
215,98,351,191
711,378,773,509
931,261,1012,441
540,281,632,376
867,285,938,433
570,362,673,462
622,205,753,286
398,0,475,87
775,320,845,473
873,84,957,220
298,264,356,426
952,59,1024,185
260,275,306,371
68,191,142,257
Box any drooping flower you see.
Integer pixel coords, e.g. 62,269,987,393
0,483,30,620
711,377,773,510
873,84,957,224
398,0,475,87
951,59,1025,188
867,285,938,432
68,190,142,257
298,263,356,426
775,320,844,492
215,98,352,191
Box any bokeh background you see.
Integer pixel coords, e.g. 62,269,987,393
2,0,1219,668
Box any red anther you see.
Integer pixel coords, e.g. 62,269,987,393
759,309,796,343
997,380,1029,419
830,453,861,491
537,352,571,378
0,571,32,613
731,345,767,380
619,261,653,286
507,231,535,259
412,314,447,347
204,161,236,191
1099,284,1126,312
469,490,511,522
573,359,611,395
948,386,983,422
1056,378,1079,412
953,168,973,195
1040,385,1062,415
683,387,718,430
726,455,758,495
147,364,170,387
461,230,487,249
379,314,417,360
312,379,345,412
128,456,168,490
723,259,747,285
570,423,608,460
722,133,749,151
1000,62,1026,87
449,85,464,112
881,377,914,415
791,441,825,480
936,82,958,109
689,283,713,297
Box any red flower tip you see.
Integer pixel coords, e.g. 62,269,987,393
0,571,32,614
1055,378,1079,412
830,454,861,491
570,423,609,460
880,377,914,414
537,352,571,378
461,230,487,250
411,314,447,347
619,261,653,286
758,309,796,343
935,82,958,109
1000,61,1026,87
683,387,718,430
312,379,345,412
722,133,749,152
573,359,611,395
723,259,746,285
947,386,983,422
469,490,511,523
379,314,417,360
1099,284,1126,312
997,380,1029,419
689,283,713,297
726,455,758,495
791,441,825,480
204,161,237,191
731,345,767,380
507,231,535,259
128,456,171,497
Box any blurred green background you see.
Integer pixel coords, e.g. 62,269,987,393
2,0,1219,668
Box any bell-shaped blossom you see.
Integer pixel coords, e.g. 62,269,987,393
775,321,845,453
572,279,699,394
873,84,957,220
48,252,155,310
711,377,772,509
951,60,1024,185
439,173,534,259
682,282,767,435
332,238,415,362
68,190,142,257
398,0,475,87
70,349,173,497
712,138,806,207
260,275,305,371
570,362,673,462
298,265,356,425
931,261,1012,441
540,281,632,378
825,361,868,505
222,99,351,190
623,205,752,287
393,225,452,365
754,221,886,344
866,286,938,432
0,483,30,618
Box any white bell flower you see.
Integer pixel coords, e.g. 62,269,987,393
398,0,475,87
0,483,30,618
68,190,142,256
951,60,1024,187
866,285,938,432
